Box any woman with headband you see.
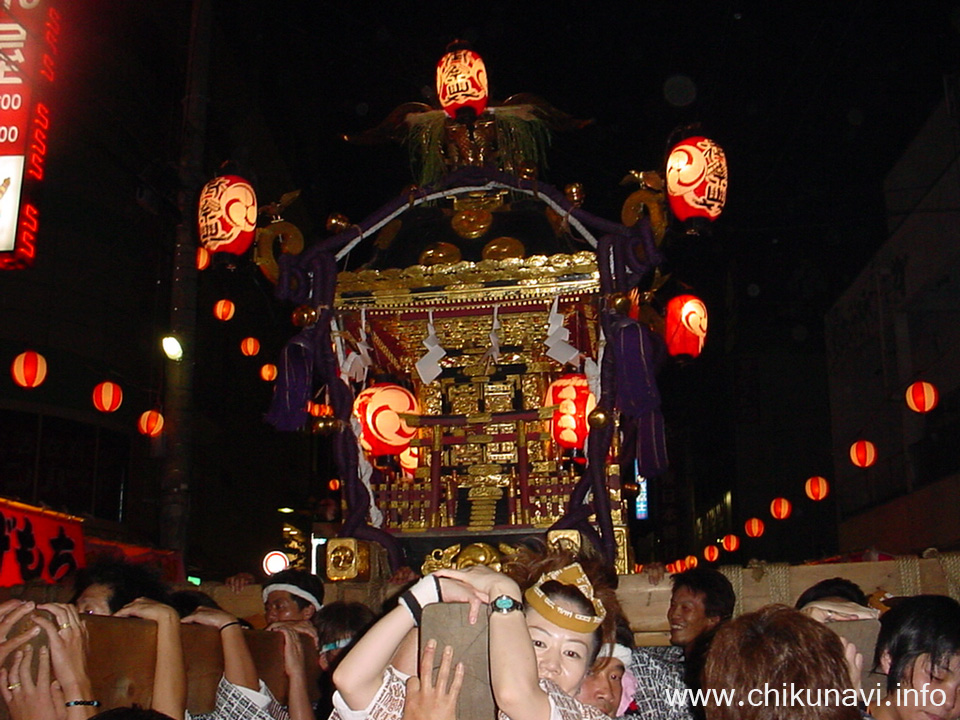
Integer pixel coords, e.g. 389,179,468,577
332,546,620,720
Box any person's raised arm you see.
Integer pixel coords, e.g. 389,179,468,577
181,606,260,691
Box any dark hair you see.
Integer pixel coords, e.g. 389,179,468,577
795,577,868,609
166,589,221,619
91,707,175,720
671,567,736,622
264,569,325,611
704,605,859,720
614,615,636,650
71,559,169,613
315,601,377,648
874,594,960,693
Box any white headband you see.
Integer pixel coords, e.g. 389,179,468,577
262,583,322,611
598,642,633,668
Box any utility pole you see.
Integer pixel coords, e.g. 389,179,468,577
160,0,211,558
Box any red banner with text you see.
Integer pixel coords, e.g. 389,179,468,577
0,499,86,586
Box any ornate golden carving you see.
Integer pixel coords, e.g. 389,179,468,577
420,541,517,575
547,529,582,553
325,538,371,582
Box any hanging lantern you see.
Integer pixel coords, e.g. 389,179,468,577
664,294,708,358
665,562,677,574
665,135,728,222
805,476,829,501
214,299,235,321
436,44,488,121
197,175,258,255
721,534,739,553
11,350,47,388
137,410,164,437
260,364,278,382
240,337,260,356
849,440,877,468
634,563,644,574
92,381,123,413
770,497,792,520
685,555,698,569
905,381,939,414
544,374,597,451
196,246,210,271
328,479,341,492
745,517,765,538
353,384,419,456
307,401,333,418
400,445,420,476
703,545,719,563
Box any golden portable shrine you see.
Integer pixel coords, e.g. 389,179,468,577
202,42,728,580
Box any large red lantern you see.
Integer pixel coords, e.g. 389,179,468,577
745,518,765,538
770,497,792,520
849,440,877,468
240,337,260,357
544,374,597,451
436,45,488,121
400,445,420,476
353,384,419,456
721,534,739,553
138,410,164,437
197,175,257,255
905,381,938,414
214,300,235,321
805,476,829,501
11,350,47,388
703,545,719,563
665,294,708,358
92,381,123,413
260,364,278,382
665,136,728,222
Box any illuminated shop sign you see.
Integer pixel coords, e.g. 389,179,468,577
0,0,58,269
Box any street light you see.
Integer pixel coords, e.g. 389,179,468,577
161,334,184,361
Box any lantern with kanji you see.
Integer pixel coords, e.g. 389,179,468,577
665,294,708,358
436,44,488,122
544,374,597,451
11,350,47,388
703,545,719,563
260,364,278,382
92,381,123,413
805,476,829,501
665,135,728,222
214,300,235,321
905,381,938,414
353,384,419,456
770,497,792,520
197,175,258,255
138,410,164,437
850,440,877,468
721,534,739,552
240,337,260,356
745,517,765,538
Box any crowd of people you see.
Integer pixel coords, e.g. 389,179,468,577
0,545,958,720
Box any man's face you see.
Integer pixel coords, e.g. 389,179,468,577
76,583,113,616
667,585,720,650
576,656,625,716
264,590,313,624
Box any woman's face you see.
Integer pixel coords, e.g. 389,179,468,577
886,653,960,720
76,583,113,616
524,603,595,696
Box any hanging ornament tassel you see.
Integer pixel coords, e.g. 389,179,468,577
482,305,502,364
343,309,373,383
544,295,580,365
415,309,447,383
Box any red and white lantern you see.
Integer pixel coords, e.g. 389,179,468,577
685,555,698,569
544,374,597,451
196,246,210,271
745,518,765,538
240,337,260,357
665,294,708,358
197,175,258,255
436,46,488,120
721,534,739,553
770,497,792,520
400,446,421,476
805,476,829,501
260,364,278,382
138,410,164,437
703,545,719,563
905,381,938,414
11,350,47,388
849,440,877,468
353,384,419,456
92,381,123,413
665,136,728,222
214,300,235,321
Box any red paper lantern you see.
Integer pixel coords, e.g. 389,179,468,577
307,401,333,418
905,381,938,414
240,337,260,356
665,562,677,574
770,497,792,520
665,136,728,222
544,374,597,450
11,350,47,388
685,555,698,569
805,476,829,501
92,381,123,413
196,246,210,271
745,517,765,538
197,175,257,255
400,445,420,476
328,479,341,492
214,299,235,321
138,410,164,437
849,440,877,468
436,45,488,120
721,534,739,553
634,563,644,574
260,364,278,382
353,384,419,456
703,545,719,563
665,294,708,358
